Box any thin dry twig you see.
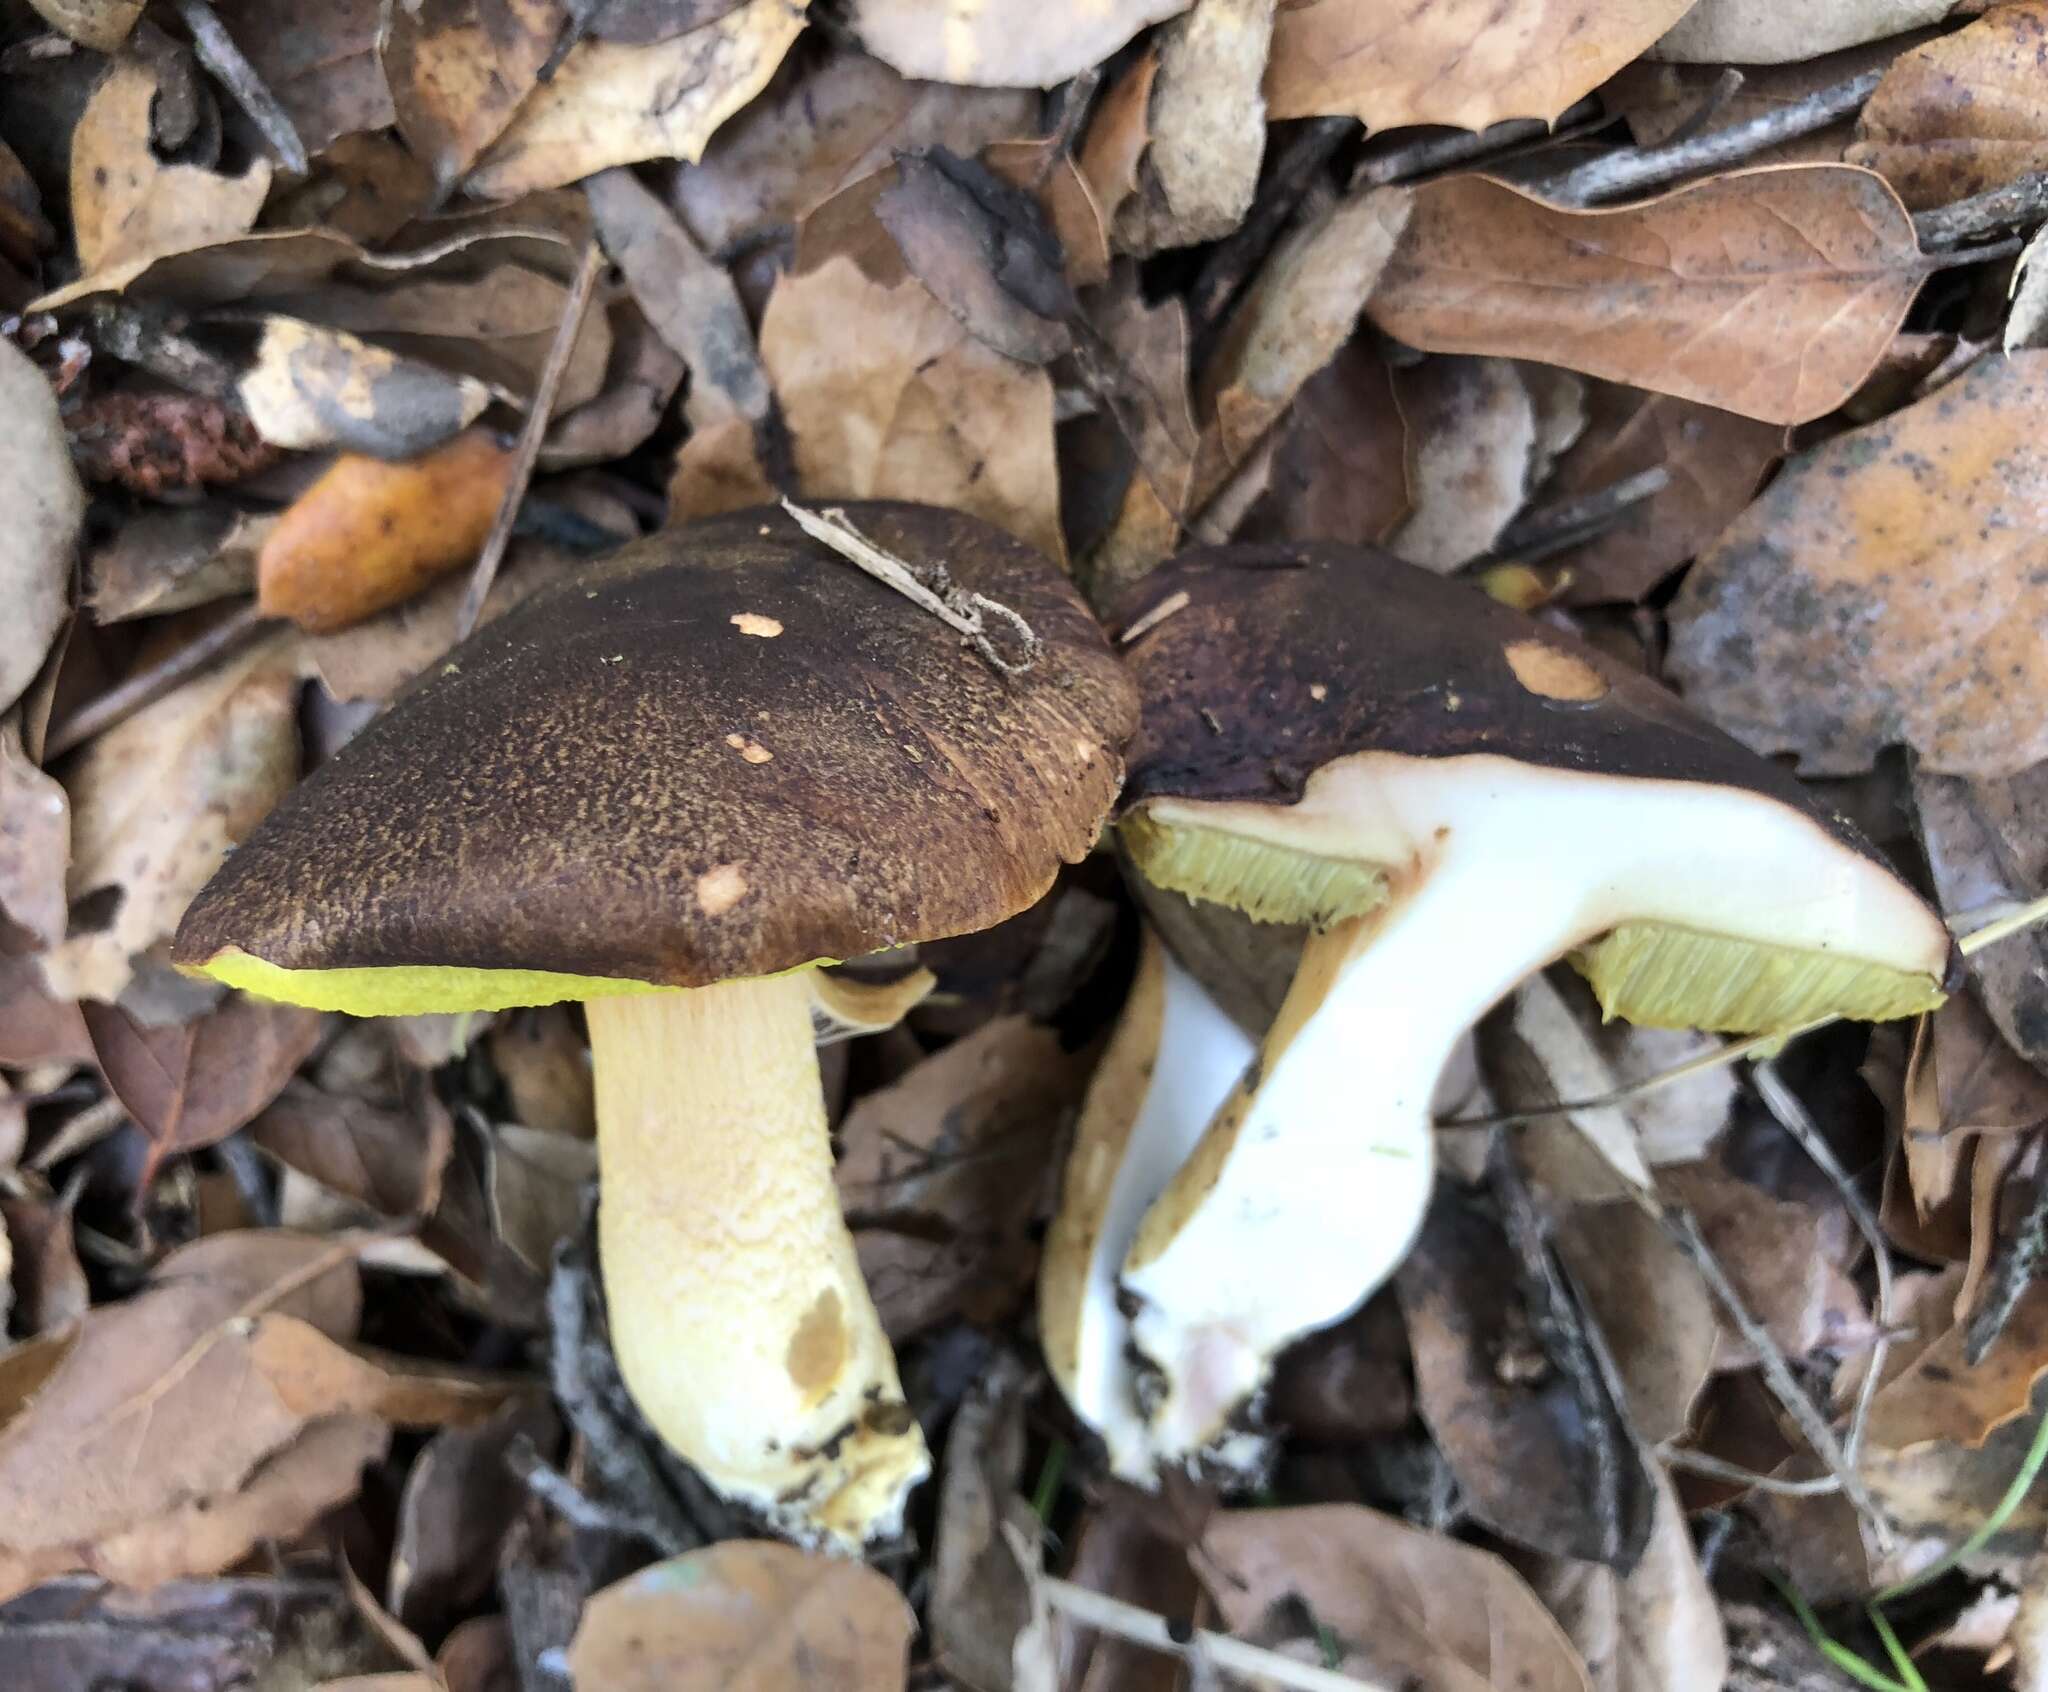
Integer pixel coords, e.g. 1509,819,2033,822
169,0,308,174
778,498,1042,675
1538,70,1882,206
1482,466,1672,566
1353,98,1602,188
1915,171,2048,250
43,601,273,760
1656,1444,1846,1497
1191,117,1356,328
1040,1577,1394,1692
454,237,607,642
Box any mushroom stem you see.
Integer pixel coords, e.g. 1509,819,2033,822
586,971,929,1547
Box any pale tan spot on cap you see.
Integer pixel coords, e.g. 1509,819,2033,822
1309,682,1328,701
786,1287,847,1404
1505,638,1608,703
730,612,783,637
695,862,749,915
725,733,773,764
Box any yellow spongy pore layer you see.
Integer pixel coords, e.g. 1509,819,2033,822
1571,920,1947,1034
195,946,676,1016
1122,811,1389,928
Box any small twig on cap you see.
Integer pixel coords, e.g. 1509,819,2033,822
454,237,607,643
779,497,1042,676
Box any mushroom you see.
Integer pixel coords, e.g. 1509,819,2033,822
173,501,1137,1546
1045,541,1960,1477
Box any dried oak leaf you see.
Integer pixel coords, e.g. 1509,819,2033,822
1651,0,1964,64
0,341,83,719
1667,351,2048,779
1540,385,1783,605
382,0,567,189
41,628,300,1005
69,61,271,277
1914,759,2048,1070
1847,1,2048,210
252,1074,455,1222
83,993,324,1181
850,0,1190,88
208,0,395,155
464,0,808,200
565,1541,915,1690
1266,0,1694,129
837,1014,1092,1341
1198,1503,1594,1692
1863,1279,2048,1453
1366,168,1924,427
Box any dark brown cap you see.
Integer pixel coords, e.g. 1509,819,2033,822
176,502,1136,992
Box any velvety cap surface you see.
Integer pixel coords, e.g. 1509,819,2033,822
176,502,1137,990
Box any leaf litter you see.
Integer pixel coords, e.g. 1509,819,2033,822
8,3,2048,1689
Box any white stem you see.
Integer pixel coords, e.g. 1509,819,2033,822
587,973,928,1547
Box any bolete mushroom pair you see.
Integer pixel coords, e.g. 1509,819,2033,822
174,502,1138,1547
1042,543,1961,1481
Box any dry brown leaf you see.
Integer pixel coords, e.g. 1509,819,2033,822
245,1313,526,1425
1367,168,1924,427
252,1075,454,1221
1266,1291,1413,1444
69,61,270,275
0,717,68,951
465,0,808,199
209,0,394,155
259,432,519,633
382,0,566,189
838,1015,1092,1340
1266,0,1693,128
1651,0,1962,64
1079,48,1160,230
42,630,300,1004
88,507,271,624
1523,1468,1728,1692
24,0,141,51
1193,181,1411,506
1199,1503,1595,1692
83,993,324,1180
565,1540,916,1690
1865,1280,2048,1452
541,297,687,467
1387,356,1543,572
489,1006,596,1137
1914,760,2048,1070
1905,997,2048,1219
1239,335,1408,551
0,341,83,719
1847,2,2048,209
737,252,1064,563
1542,386,1783,605
0,924,91,1068
850,0,1190,87
1113,0,1274,256
236,315,494,458
0,1192,89,1336
0,1231,358,1584
1667,351,2048,778
485,1121,596,1272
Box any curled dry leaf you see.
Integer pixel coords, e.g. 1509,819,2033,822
1668,351,2048,779
1198,1503,1595,1692
1902,995,2048,1224
83,992,324,1181
1651,0,1963,65
0,341,83,719
565,1540,917,1691
69,61,271,276
1540,386,1783,605
850,0,1190,88
1265,0,1694,129
258,431,519,633
465,0,808,199
1914,759,2048,1071
382,0,565,188
1366,168,1924,427
252,1074,455,1222
837,1014,1093,1341
1847,2,2048,209
41,629,300,1005
0,718,68,950
236,315,494,458
1864,1280,2048,1453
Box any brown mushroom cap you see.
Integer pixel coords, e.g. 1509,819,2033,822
1118,540,1956,981
175,502,1136,995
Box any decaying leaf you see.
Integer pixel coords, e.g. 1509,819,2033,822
69,61,271,276
87,506,272,623
838,1014,1093,1340
84,993,323,1179
382,0,566,188
207,0,394,156
236,316,494,457
489,1005,596,1138
0,341,83,718
465,0,808,199
42,630,300,1004
485,1120,596,1272
1651,0,1963,65
252,1073,454,1223
1668,351,2048,778
0,718,68,951
1386,356,1550,573
1239,335,1407,551
24,0,142,52
1266,0,1694,129
1865,1280,2048,1453
1848,2,2048,209
1367,168,1924,427
258,431,518,633
565,1541,916,1690
1198,1503,1595,1691
850,0,1190,88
